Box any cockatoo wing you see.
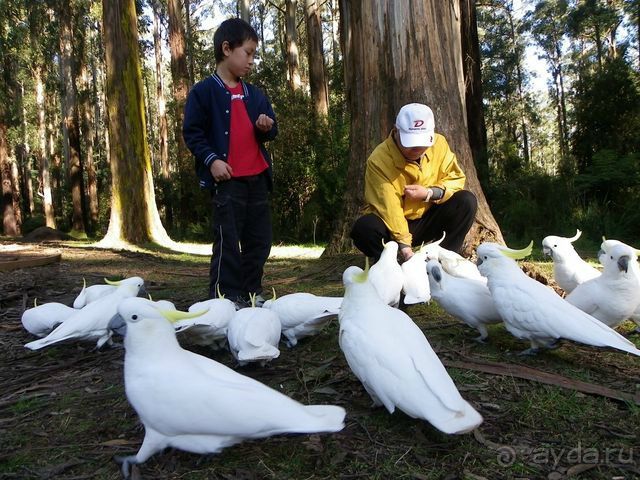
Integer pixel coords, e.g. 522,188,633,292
21,302,76,337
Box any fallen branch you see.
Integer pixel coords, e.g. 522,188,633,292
443,358,640,405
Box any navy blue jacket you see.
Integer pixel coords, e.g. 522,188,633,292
183,73,278,190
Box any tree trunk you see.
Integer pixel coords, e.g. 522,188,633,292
1,120,20,236
18,82,34,215
35,66,56,228
459,0,489,187
152,2,170,178
58,4,86,237
168,0,193,227
100,0,172,247
325,0,503,256
285,0,301,90
305,0,329,117
239,0,251,22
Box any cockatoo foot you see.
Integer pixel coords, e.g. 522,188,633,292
545,338,562,349
114,454,138,479
517,347,541,356
472,335,488,344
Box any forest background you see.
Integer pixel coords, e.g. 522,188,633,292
1,0,639,252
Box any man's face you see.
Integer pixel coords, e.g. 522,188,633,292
394,131,428,161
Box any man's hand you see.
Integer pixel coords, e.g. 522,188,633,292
400,245,414,261
210,159,233,182
255,114,274,132
404,184,432,202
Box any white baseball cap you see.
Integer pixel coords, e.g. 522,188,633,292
395,103,435,148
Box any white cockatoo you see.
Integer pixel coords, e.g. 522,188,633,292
227,298,281,365
73,277,140,308
262,292,342,347
369,240,404,307
110,297,345,479
599,238,640,332
24,277,144,350
426,259,502,342
476,242,640,356
419,232,485,283
21,301,76,337
401,250,431,305
541,229,600,294
173,297,236,348
338,263,483,434
566,242,640,328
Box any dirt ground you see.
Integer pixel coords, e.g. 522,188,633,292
0,241,639,480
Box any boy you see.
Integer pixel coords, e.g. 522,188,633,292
183,18,277,307
350,103,477,262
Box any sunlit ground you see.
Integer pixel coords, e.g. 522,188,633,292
0,239,325,259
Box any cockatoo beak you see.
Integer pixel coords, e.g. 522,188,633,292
542,247,552,257
108,314,127,336
431,265,442,283
499,241,533,260
618,255,630,273
162,308,209,323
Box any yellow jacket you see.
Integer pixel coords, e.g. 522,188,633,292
364,133,466,246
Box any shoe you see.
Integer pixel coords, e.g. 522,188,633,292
254,294,266,307
233,297,251,310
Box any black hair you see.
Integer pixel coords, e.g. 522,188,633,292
214,18,259,64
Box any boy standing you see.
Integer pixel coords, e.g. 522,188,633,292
183,18,277,307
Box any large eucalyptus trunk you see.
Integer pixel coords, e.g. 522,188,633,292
100,0,171,246
325,0,503,256
305,0,329,118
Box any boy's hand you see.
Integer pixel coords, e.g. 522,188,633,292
404,184,431,202
255,114,274,132
400,245,414,261
210,159,233,182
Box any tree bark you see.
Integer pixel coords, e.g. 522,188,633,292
100,0,172,247
168,0,193,227
325,0,503,256
57,3,86,237
152,1,170,179
305,0,329,118
35,66,56,228
239,0,251,22
459,0,489,186
285,0,301,90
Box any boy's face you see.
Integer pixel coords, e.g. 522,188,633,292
393,130,428,162
222,39,258,78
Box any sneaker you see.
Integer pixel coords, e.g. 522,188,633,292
233,297,251,310
254,294,266,307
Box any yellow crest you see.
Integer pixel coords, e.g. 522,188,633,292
162,308,208,323
499,240,533,260
353,257,370,283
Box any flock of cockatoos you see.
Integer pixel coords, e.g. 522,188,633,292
19,230,640,478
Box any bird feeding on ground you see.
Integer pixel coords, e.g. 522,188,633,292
110,297,345,479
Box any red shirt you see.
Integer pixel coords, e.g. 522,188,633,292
226,82,268,177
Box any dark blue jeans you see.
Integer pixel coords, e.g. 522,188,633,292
209,173,272,301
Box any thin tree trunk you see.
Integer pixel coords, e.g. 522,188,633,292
168,0,192,227
239,0,250,22
460,0,488,186
152,3,169,178
285,0,301,90
19,82,34,215
35,66,56,228
306,0,329,117
1,120,20,236
185,0,195,85
325,0,502,255
58,4,86,236
81,62,99,229
100,0,172,247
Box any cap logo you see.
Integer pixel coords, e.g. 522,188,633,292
413,120,424,127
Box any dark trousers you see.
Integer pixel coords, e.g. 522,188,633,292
209,173,272,301
350,190,478,261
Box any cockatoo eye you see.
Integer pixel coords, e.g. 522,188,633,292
553,244,557,248
132,315,138,320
